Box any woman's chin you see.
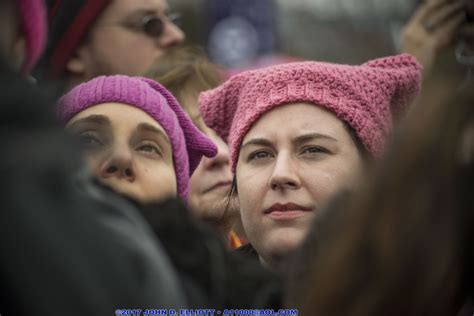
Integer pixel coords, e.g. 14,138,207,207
258,228,307,259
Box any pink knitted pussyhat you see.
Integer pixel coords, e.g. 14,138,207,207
16,0,47,73
57,75,218,200
199,54,422,173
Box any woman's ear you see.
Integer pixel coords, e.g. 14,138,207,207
66,54,86,76
66,42,95,76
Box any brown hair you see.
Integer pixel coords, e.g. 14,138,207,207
287,88,474,315
146,45,224,126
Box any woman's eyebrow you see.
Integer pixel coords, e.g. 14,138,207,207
241,133,337,149
136,122,171,146
66,115,110,131
128,9,157,17
241,138,274,150
293,133,338,145
125,5,167,19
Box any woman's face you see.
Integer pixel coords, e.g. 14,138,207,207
66,102,177,203
236,103,364,268
179,92,233,224
188,124,233,221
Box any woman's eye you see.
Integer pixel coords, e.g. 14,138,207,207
248,150,272,161
302,146,328,155
78,133,103,149
138,143,161,156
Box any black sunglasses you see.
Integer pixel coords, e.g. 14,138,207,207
123,13,181,38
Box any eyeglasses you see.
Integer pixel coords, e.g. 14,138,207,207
100,13,182,39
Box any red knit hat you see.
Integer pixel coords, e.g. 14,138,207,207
16,0,47,73
199,54,422,172
44,0,111,77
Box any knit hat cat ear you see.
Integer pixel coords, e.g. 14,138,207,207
362,54,422,118
199,73,252,143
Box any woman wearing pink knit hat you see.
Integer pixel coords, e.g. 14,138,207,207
57,75,217,202
199,54,422,272
0,0,47,73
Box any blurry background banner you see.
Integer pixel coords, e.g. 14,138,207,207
205,0,277,68
170,0,417,65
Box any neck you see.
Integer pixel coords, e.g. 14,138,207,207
259,253,289,275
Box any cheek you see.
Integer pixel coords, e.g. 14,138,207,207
236,169,266,220
140,162,178,199
304,171,339,203
189,161,207,191
120,34,158,56
94,31,158,60
304,157,363,203
332,153,365,188
84,151,107,176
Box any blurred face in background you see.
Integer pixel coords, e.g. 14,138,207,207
66,102,177,203
145,45,235,230
180,91,233,225
0,0,25,70
188,122,233,223
236,103,364,270
68,0,184,81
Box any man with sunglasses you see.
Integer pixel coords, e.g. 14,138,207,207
39,0,184,89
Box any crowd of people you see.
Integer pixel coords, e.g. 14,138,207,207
0,0,472,315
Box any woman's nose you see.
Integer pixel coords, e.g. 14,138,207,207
269,154,301,191
99,148,135,182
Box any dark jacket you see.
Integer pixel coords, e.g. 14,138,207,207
140,199,282,309
235,243,259,261
0,64,186,315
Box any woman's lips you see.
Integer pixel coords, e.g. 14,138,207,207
264,202,312,220
267,210,308,220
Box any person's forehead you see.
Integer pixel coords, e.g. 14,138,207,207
104,0,168,18
69,102,167,133
246,103,345,138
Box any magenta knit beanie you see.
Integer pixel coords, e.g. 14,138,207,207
199,54,422,173
16,0,47,73
57,75,218,200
